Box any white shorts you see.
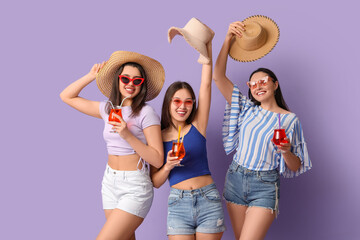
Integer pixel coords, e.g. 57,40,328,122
101,162,154,218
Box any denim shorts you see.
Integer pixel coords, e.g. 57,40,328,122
167,183,226,235
101,163,153,218
223,161,280,213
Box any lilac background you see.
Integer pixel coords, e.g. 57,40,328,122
1,0,359,239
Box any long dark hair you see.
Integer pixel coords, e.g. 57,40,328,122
106,62,148,116
161,81,197,130
248,68,289,111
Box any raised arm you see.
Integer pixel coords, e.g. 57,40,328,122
60,62,105,118
213,22,245,105
192,42,212,136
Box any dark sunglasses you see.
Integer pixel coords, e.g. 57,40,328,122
119,75,144,86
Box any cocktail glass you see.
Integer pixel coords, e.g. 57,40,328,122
109,106,122,133
172,140,185,167
272,128,288,148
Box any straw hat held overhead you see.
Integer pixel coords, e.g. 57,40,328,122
96,51,165,101
168,17,215,64
229,15,280,62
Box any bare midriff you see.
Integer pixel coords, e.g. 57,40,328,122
171,175,214,190
108,153,142,171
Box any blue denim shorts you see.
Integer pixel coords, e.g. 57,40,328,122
167,183,226,235
223,161,280,213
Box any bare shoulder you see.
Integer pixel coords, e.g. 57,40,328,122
161,128,173,142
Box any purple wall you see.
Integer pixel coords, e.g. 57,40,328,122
1,0,359,239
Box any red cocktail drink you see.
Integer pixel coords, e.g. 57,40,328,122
272,129,288,145
172,141,185,166
109,107,122,133
109,108,122,122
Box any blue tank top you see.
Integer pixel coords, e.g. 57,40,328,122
163,124,211,186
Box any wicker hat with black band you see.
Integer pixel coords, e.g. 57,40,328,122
229,15,280,62
96,51,165,101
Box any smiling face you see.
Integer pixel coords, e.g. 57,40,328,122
118,65,143,101
249,71,278,103
170,88,194,124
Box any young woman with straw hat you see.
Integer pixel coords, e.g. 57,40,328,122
151,18,225,240
213,16,312,240
60,51,165,240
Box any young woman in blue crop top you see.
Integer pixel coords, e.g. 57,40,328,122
60,51,164,240
213,21,312,240
151,37,226,238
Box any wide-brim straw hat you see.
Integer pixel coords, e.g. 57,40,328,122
229,15,280,62
96,51,165,101
168,18,214,64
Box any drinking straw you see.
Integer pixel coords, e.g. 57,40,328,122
107,100,115,109
177,126,181,143
278,113,281,129
120,94,132,108
179,131,185,151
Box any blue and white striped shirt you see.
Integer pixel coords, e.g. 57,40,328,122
222,85,311,178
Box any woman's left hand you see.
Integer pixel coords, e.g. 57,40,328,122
278,137,291,154
108,113,130,139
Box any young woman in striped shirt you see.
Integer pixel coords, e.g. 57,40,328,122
213,21,312,240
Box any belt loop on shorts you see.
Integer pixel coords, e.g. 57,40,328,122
199,188,204,197
180,190,184,199
235,162,240,172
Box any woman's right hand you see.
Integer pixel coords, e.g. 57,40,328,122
163,150,182,172
60,61,107,118
226,21,246,40
88,61,106,79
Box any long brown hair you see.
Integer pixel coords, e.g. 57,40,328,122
161,81,197,130
105,62,148,117
248,68,289,111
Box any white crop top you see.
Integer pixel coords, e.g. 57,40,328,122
99,101,160,156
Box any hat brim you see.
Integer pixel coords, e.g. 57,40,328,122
168,27,210,63
96,51,165,101
229,15,280,62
